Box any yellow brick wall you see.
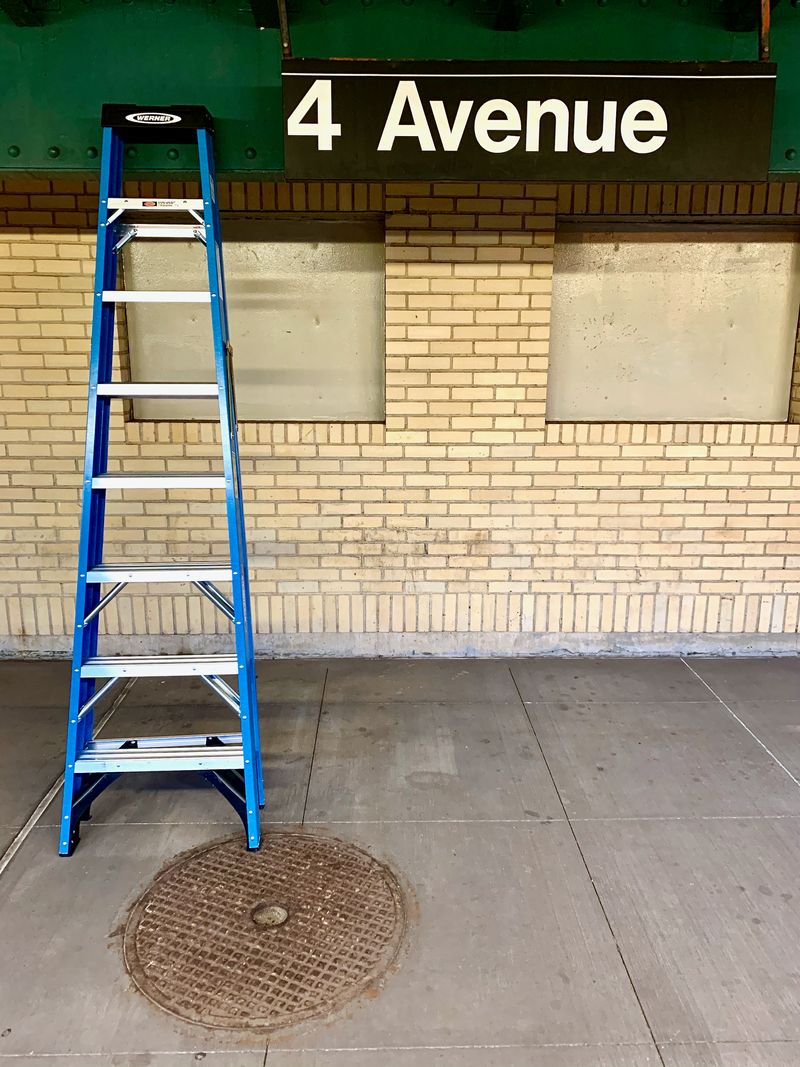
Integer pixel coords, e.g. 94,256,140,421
2,177,800,655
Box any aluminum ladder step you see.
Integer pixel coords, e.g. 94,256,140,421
102,291,211,303
74,733,244,773
117,223,205,240
87,562,233,583
93,473,225,490
81,654,239,678
107,197,205,211
96,383,218,398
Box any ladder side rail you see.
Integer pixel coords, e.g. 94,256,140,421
218,342,263,808
203,142,263,812
221,341,262,804
60,126,124,855
194,134,260,778
197,128,262,845
79,129,125,750
195,147,262,802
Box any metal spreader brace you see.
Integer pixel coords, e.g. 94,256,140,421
59,105,263,855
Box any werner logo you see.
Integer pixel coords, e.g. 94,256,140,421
125,111,182,126
288,80,668,157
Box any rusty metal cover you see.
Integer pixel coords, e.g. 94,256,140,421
123,832,406,1030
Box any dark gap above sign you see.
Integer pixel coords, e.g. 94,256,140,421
282,59,776,183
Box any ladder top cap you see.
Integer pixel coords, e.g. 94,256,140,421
101,104,214,144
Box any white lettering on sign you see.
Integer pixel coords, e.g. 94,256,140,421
620,99,668,154
430,99,474,152
473,99,521,154
377,81,436,151
572,100,618,153
286,79,670,157
286,80,342,151
525,100,570,152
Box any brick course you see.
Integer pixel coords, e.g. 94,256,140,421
2,177,800,654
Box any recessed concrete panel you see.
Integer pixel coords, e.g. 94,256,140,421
123,216,385,422
547,228,800,422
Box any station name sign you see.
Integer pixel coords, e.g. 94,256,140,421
282,59,775,182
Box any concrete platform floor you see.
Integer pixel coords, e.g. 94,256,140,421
1,656,800,1066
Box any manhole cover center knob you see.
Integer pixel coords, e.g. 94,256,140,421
251,902,289,928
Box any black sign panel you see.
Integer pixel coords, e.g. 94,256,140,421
283,59,775,182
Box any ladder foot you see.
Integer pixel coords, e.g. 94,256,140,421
201,753,261,849
59,824,82,858
59,771,119,855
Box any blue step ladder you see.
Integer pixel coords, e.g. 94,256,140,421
59,105,263,855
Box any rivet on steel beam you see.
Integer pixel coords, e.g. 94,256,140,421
245,147,257,159
786,148,798,161
167,148,179,160
86,146,98,159
7,145,20,157
48,146,61,158
126,146,138,159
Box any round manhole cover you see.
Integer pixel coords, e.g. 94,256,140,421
123,832,406,1030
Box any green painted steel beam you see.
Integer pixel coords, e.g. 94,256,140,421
0,0,798,176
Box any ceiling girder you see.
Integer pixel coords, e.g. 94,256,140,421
493,0,523,31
